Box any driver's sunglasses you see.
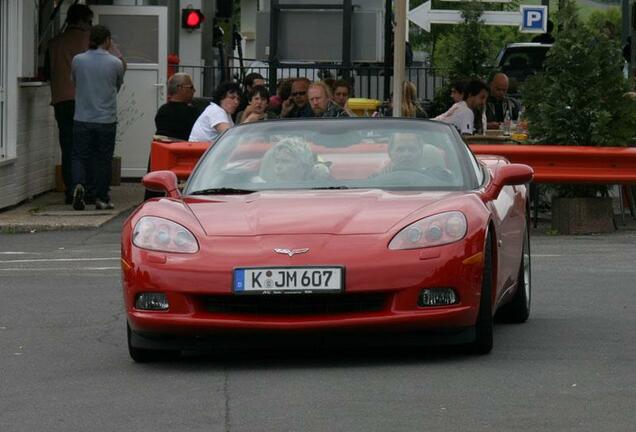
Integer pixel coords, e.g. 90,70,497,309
291,91,306,97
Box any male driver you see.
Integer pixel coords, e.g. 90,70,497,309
307,82,349,118
439,79,489,135
47,4,93,204
71,25,125,211
386,133,446,173
155,73,200,140
485,73,520,130
280,78,313,118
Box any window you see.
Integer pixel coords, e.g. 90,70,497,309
0,0,18,161
0,0,6,159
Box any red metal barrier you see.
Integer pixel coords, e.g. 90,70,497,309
149,140,636,185
150,140,210,180
470,144,636,184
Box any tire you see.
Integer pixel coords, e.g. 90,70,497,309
470,233,494,355
127,324,180,363
496,220,531,324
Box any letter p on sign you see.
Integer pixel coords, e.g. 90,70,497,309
520,6,547,33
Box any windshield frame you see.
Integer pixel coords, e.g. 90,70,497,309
183,118,481,195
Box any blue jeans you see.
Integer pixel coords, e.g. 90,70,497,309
72,121,117,202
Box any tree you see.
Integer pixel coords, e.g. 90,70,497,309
522,0,636,197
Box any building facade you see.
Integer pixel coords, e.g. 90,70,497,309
0,0,57,209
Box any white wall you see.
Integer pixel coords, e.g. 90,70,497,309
0,0,57,210
0,85,57,209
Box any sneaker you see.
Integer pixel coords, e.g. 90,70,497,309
72,185,85,211
95,199,115,210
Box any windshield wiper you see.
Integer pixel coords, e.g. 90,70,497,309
189,187,256,195
310,186,350,190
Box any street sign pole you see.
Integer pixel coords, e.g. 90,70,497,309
393,0,406,117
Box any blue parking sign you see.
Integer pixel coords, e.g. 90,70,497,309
520,5,547,34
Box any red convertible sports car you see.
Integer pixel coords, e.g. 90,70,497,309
122,118,534,361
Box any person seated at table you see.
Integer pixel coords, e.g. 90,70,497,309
435,79,489,135
154,73,201,140
258,137,330,182
434,80,466,122
236,85,278,124
189,81,241,142
486,72,520,130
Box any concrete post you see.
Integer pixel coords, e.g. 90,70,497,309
392,0,406,117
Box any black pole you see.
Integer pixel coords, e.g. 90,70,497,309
384,0,392,101
268,0,280,95
342,0,353,82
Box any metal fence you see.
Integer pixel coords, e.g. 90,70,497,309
177,63,447,103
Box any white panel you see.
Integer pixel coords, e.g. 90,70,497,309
1,0,18,160
115,69,159,177
92,6,168,177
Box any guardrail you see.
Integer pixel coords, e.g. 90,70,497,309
470,145,636,184
150,141,636,185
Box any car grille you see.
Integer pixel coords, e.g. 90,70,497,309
200,293,389,316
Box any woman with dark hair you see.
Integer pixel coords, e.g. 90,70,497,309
189,82,241,142
237,86,278,123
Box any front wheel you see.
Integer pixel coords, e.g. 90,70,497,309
470,234,494,355
496,221,531,324
127,324,180,363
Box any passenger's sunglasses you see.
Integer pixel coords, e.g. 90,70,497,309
291,91,306,97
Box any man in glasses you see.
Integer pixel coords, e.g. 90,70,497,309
280,78,313,118
154,73,201,140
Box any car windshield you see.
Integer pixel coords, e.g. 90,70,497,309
184,119,479,194
499,46,551,82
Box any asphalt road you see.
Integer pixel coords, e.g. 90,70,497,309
1,215,635,432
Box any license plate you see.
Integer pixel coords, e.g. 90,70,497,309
233,267,343,294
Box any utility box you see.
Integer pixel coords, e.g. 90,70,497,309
255,3,384,63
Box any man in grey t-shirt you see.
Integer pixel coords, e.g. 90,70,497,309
71,24,124,211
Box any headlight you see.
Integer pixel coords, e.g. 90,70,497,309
132,216,199,253
389,211,467,250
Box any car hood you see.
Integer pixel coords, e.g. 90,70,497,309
184,190,467,236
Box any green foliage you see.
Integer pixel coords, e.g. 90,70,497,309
585,7,621,42
522,0,636,197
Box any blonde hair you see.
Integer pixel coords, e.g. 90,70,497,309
308,81,333,99
401,81,422,118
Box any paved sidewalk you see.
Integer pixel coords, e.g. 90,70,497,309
0,182,145,232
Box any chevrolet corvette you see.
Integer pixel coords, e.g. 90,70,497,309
122,118,534,361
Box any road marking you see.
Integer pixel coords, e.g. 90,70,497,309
0,266,120,271
533,254,562,257
0,257,119,263
0,252,40,255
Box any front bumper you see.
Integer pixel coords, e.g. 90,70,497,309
122,233,486,340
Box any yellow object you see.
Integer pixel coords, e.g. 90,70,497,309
346,98,381,117
511,132,528,141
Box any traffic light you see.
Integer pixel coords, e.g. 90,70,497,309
181,8,204,30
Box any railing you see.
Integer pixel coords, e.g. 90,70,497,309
151,141,636,186
177,62,447,103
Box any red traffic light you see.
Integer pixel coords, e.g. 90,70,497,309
182,9,204,30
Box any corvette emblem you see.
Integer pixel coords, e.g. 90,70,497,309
274,248,310,257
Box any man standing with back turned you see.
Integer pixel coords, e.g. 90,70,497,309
71,25,124,211
47,4,93,205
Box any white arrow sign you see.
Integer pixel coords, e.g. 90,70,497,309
443,0,511,3
409,1,521,32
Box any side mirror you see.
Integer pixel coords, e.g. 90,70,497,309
482,163,534,202
142,170,181,199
